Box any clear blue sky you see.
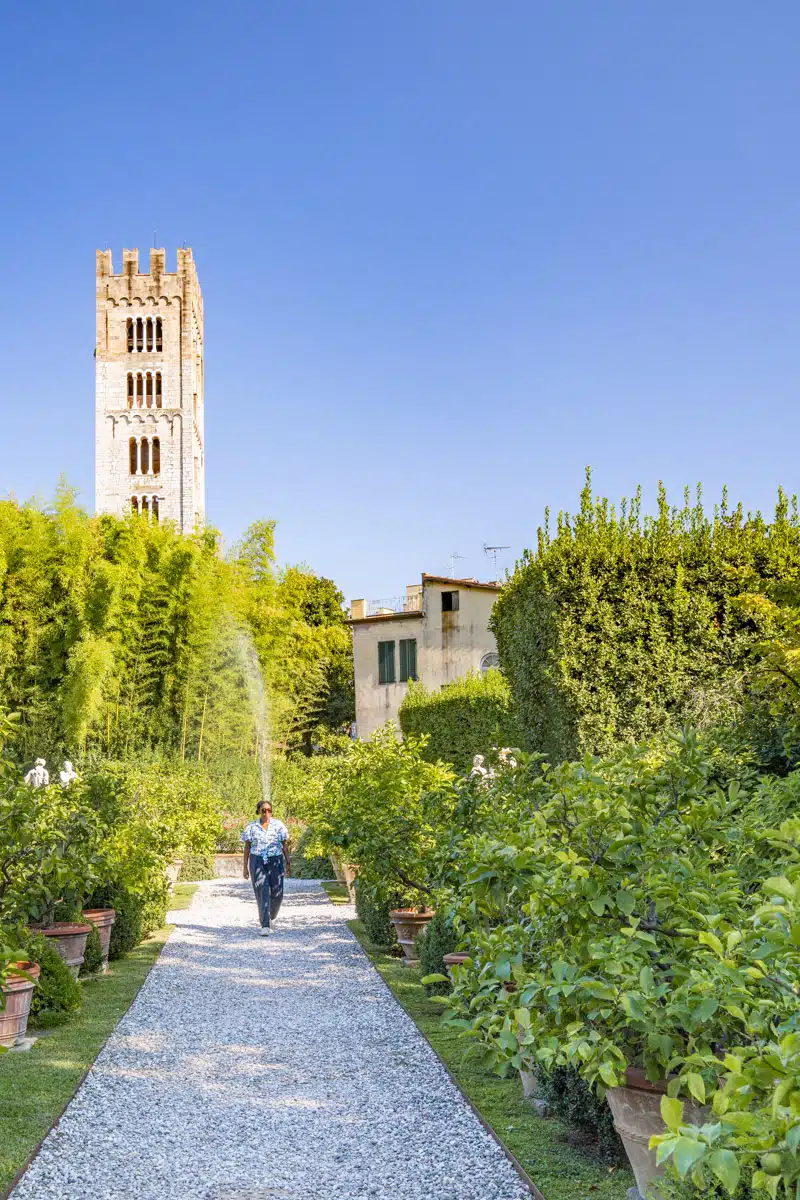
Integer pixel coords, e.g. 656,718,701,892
1,3,799,602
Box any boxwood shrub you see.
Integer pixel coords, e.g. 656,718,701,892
398,670,523,773
26,932,82,1028
535,1066,626,1166
417,909,458,997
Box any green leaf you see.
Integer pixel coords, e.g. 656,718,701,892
686,1073,706,1104
707,1149,740,1194
673,1136,706,1177
763,876,796,901
589,898,606,916
661,1095,684,1134
616,890,636,915
421,974,448,985
698,931,725,957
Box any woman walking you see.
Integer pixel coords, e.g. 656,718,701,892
241,800,291,936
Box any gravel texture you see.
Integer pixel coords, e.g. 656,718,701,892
12,878,532,1200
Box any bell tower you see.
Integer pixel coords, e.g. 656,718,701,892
95,247,205,533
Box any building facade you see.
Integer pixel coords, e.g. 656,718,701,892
95,247,205,533
349,574,501,740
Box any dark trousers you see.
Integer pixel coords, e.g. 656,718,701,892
250,855,284,928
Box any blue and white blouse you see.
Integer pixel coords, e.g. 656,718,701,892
240,818,289,859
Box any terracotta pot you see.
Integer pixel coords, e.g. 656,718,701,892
81,909,116,972
442,952,469,977
341,862,359,903
605,1070,709,1199
0,962,40,1047
389,909,435,966
330,855,346,884
35,923,93,979
165,858,183,886
213,853,243,878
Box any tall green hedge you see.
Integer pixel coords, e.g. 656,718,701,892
397,670,523,772
491,472,800,762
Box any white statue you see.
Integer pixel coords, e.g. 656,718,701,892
59,760,78,787
470,753,489,783
24,758,49,788
497,747,518,770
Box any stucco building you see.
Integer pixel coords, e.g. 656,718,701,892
349,574,501,740
95,247,205,533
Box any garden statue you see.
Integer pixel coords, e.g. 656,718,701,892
497,747,518,769
470,753,489,783
24,758,49,788
59,760,78,787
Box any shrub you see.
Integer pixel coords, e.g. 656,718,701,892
79,925,104,977
398,671,524,773
491,473,800,762
535,1067,626,1166
354,879,405,949
87,877,169,959
291,827,334,879
418,909,458,997
178,851,215,881
26,933,82,1028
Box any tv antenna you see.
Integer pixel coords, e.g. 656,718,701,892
483,543,510,581
448,550,465,577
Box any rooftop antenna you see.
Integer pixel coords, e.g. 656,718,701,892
483,543,510,581
448,550,465,578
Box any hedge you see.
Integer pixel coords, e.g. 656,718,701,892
491,472,800,762
398,670,523,772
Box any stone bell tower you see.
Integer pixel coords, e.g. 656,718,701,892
95,247,205,533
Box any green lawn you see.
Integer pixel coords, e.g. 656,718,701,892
348,919,633,1200
322,881,350,905
0,928,171,1196
168,882,199,910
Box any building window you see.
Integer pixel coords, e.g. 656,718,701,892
126,316,161,352
129,438,138,475
442,591,459,612
141,496,149,515
480,652,500,676
145,373,153,407
152,437,160,475
378,640,396,685
126,319,134,353
140,437,150,474
136,373,144,407
127,373,134,409
155,317,162,351
131,496,139,514
152,496,159,523
155,372,162,407
399,638,418,682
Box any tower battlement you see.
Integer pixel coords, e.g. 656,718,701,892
94,247,205,534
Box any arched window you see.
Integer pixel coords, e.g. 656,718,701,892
135,317,144,352
131,496,139,514
145,373,153,408
141,496,149,515
140,437,150,474
480,652,500,677
146,318,153,352
155,373,162,407
126,319,134,353
152,496,159,523
155,317,162,351
129,438,138,475
152,438,161,475
126,374,134,409
136,373,143,408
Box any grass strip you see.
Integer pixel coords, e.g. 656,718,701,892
348,919,633,1200
169,882,199,911
323,881,350,905
0,928,171,1196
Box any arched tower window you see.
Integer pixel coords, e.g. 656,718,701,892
126,374,134,409
140,437,150,474
155,317,163,351
155,373,162,407
129,438,138,475
145,318,153,352
152,438,161,475
141,496,149,515
145,373,153,408
131,496,139,514
135,317,144,352
152,496,160,523
126,319,134,353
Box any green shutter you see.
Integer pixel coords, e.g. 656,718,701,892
378,640,396,684
399,638,417,682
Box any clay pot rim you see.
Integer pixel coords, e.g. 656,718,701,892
3,961,40,989
389,909,435,918
82,909,116,922
442,952,470,963
622,1067,670,1094
34,922,94,936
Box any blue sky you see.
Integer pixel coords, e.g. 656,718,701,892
1,3,799,602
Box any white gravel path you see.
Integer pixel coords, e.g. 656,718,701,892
12,878,532,1200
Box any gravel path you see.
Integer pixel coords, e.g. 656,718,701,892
13,878,532,1200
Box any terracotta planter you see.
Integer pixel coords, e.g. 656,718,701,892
442,952,469,977
330,855,346,884
605,1070,709,1199
165,858,183,886
389,909,435,966
341,862,359,903
0,962,40,1047
36,923,93,979
81,908,116,972
213,853,243,878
